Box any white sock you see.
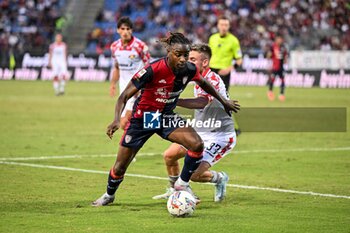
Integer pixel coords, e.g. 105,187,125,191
210,171,219,183
59,79,65,93
105,192,114,197
176,177,189,186
53,81,59,94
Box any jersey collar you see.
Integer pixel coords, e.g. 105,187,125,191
202,67,211,78
122,36,134,47
165,57,176,76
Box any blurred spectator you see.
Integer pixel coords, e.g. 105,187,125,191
320,37,332,51
0,0,65,67
87,0,350,56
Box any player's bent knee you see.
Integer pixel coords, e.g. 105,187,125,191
189,140,204,153
163,150,175,162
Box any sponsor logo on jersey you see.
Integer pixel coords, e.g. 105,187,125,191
155,89,183,97
158,79,166,84
155,88,167,96
155,98,176,103
118,62,133,68
129,54,136,59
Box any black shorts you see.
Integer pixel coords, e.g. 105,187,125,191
119,113,184,149
272,69,284,79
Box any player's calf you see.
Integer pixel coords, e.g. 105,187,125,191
107,168,124,196
178,150,203,183
163,150,180,168
190,162,212,183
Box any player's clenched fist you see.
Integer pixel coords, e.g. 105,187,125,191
106,120,120,139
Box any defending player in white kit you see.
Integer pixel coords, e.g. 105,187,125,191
49,33,68,96
109,16,150,129
153,44,237,202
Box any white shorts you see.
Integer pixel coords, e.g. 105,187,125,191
52,62,67,78
121,96,136,117
199,131,237,166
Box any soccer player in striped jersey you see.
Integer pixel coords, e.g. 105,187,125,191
92,33,239,207
109,16,150,129
153,44,236,202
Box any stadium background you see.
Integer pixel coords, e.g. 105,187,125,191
0,0,349,87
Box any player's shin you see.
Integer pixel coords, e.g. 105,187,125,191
165,160,180,187
179,150,203,183
280,79,285,94
268,77,275,91
53,77,59,95
106,168,124,196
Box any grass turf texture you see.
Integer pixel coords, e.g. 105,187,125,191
0,81,349,233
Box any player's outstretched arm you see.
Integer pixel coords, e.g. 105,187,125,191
106,81,138,139
177,96,208,109
196,77,240,114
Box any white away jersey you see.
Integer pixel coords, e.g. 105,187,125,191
194,68,234,133
49,42,67,64
110,37,150,92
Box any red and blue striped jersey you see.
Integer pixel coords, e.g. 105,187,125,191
131,58,201,118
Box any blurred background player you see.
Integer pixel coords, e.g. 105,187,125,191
109,16,150,129
92,33,240,207
208,16,242,135
153,44,236,202
267,35,288,101
48,33,67,96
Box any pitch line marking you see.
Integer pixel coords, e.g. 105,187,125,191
1,161,349,200
0,152,153,161
235,147,350,154
0,147,349,162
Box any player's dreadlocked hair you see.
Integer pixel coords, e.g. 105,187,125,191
159,32,191,49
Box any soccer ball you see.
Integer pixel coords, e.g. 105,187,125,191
167,191,196,217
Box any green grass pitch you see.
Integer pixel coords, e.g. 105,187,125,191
0,81,349,233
